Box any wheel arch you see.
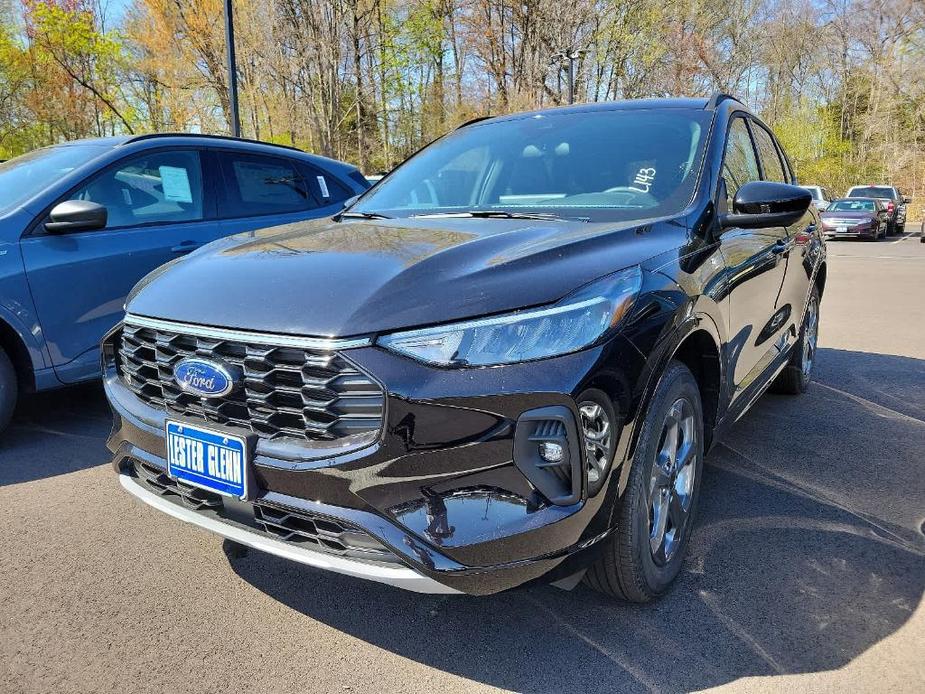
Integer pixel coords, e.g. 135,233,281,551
0,317,38,392
815,261,827,300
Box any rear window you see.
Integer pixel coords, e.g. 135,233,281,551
848,186,894,199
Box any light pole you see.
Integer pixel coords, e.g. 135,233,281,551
550,50,584,105
223,0,241,137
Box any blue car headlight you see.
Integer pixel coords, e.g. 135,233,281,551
378,266,643,367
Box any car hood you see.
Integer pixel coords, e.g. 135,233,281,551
127,215,679,337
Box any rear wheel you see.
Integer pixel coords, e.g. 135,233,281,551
773,286,819,394
0,347,17,434
585,361,703,602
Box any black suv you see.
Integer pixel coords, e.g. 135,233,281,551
104,94,825,600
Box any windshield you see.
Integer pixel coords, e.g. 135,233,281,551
0,144,108,216
352,109,712,222
830,199,876,212
848,186,894,200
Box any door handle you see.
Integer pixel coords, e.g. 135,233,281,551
171,241,203,254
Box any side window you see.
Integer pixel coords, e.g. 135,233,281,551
721,117,761,209
303,164,351,205
750,123,787,183
71,150,203,229
219,152,317,218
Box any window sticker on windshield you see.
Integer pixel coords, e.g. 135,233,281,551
316,175,330,199
160,166,193,203
630,167,656,194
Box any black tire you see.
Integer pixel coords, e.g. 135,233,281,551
773,285,820,395
0,347,17,434
585,361,704,602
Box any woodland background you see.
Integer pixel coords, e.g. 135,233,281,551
1,0,923,211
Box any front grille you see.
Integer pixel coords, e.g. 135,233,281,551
133,458,223,510
125,460,398,563
117,320,383,445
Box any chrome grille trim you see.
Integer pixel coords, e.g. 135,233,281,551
123,314,372,351
117,319,384,444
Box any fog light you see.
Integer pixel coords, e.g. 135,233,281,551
539,442,564,463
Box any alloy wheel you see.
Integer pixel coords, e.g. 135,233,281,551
579,401,613,486
647,397,698,566
801,295,819,377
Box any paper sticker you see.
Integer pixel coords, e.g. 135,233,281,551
160,166,193,203
316,175,330,199
629,167,656,194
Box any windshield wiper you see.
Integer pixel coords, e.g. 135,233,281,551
339,210,393,220
413,210,589,222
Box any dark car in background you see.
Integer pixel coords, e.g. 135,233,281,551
846,185,908,234
0,134,368,432
820,198,888,240
105,94,825,600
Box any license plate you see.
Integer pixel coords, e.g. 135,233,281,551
166,421,247,498
836,226,847,233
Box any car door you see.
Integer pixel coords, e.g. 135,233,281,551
214,151,341,238
717,116,790,406
19,148,223,383
750,120,815,349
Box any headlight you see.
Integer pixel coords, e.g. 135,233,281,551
378,266,643,367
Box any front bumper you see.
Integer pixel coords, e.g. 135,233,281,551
822,224,878,238
105,330,644,595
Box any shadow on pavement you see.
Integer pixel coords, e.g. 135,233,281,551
229,347,925,692
0,382,111,486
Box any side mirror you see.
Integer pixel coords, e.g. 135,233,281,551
720,181,812,230
45,200,107,233
903,196,911,204
342,194,359,209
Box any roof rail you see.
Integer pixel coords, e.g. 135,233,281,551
706,93,745,110
121,132,303,153
456,115,494,129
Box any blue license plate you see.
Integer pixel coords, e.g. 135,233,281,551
165,421,248,498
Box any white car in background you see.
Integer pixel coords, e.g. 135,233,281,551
800,185,834,211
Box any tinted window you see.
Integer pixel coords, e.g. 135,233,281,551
353,110,711,223
71,150,203,229
220,153,317,217
751,124,786,182
304,164,352,204
0,144,108,216
721,118,761,208
848,186,895,200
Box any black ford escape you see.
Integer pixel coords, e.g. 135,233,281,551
104,94,825,600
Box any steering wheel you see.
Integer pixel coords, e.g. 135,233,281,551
602,186,659,206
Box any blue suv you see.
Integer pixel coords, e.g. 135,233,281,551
0,134,368,431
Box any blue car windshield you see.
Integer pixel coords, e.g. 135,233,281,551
352,109,712,222
0,144,108,216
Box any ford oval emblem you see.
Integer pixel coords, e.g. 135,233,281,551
173,358,237,398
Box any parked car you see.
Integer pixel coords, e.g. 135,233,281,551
104,94,824,600
800,185,834,211
819,198,888,240
845,185,908,234
0,134,369,431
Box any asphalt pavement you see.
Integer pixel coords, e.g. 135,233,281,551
1,230,924,693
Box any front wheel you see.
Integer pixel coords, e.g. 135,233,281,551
773,285,820,394
0,347,17,434
585,361,704,602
